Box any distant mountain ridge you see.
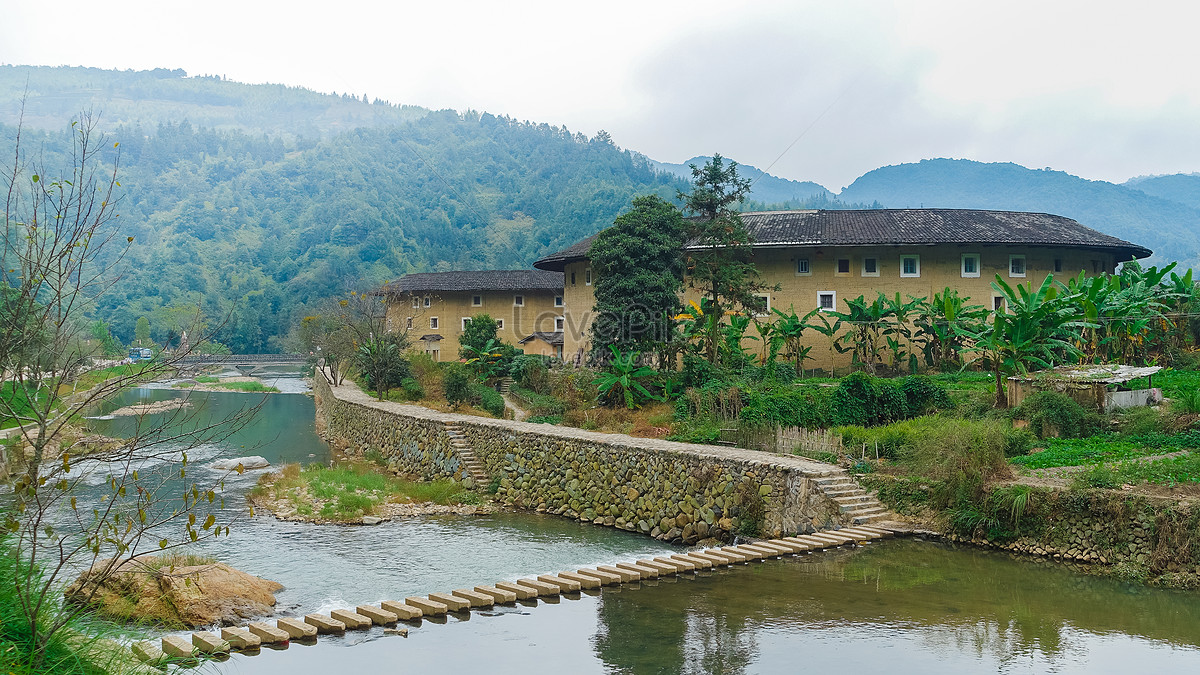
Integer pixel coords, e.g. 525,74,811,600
651,155,833,204
1124,174,1200,211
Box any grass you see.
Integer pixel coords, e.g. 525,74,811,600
1012,431,1200,469
175,379,280,393
1072,452,1200,488
68,364,155,393
251,462,479,521
194,375,220,384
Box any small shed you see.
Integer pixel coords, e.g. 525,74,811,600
1006,365,1163,412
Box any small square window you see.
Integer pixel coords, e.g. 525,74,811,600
555,316,564,331
961,253,980,278
570,272,576,285
423,296,432,308
836,258,851,274
900,255,920,278
411,297,419,309
461,317,471,330
818,291,836,311
405,317,413,330
430,317,439,329
554,296,564,307
750,293,770,316
1054,258,1063,273
514,295,524,307
585,269,592,285
862,257,879,276
495,318,504,330
472,295,482,307
795,258,811,276
993,296,1005,312
1009,255,1026,277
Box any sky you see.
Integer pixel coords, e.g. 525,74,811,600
2,0,1199,191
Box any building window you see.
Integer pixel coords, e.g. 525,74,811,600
472,295,482,307
750,293,771,316
585,269,592,285
554,296,564,307
900,255,920,278
1054,258,1063,273
1009,255,1026,277
862,257,879,277
992,296,1006,313
430,317,439,329
514,295,524,307
427,347,440,362
405,317,413,330
570,272,576,285
961,253,980,278
836,258,851,275
795,258,811,276
495,319,504,330
411,296,419,309
423,296,432,308
461,317,471,330
818,291,836,311
555,316,565,331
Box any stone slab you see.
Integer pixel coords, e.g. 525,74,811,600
705,548,748,563
496,581,539,600
780,537,817,551
429,592,471,612
750,541,794,555
331,609,371,629
406,596,449,615
304,613,347,634
842,526,888,539
356,605,399,624
537,574,582,592
830,529,872,542
475,585,518,603
687,551,732,566
161,635,195,659
636,559,678,575
737,544,782,558
575,568,620,586
132,641,167,665
559,570,603,589
452,589,496,608
616,562,659,578
277,617,318,638
790,535,835,549
381,600,424,620
191,631,230,654
724,545,765,560
654,556,695,572
851,525,894,538
671,553,713,569
515,578,560,596
249,621,291,643
220,627,261,650
597,564,640,581
811,531,856,544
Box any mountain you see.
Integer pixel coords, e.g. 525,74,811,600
1124,174,1200,211
651,156,833,205
838,159,1200,270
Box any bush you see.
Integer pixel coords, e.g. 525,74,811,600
1118,406,1166,437
740,387,830,429
680,354,727,390
510,354,550,392
829,371,907,427
1002,426,1037,457
907,418,1013,509
444,365,472,407
399,377,424,401
1173,388,1200,415
475,385,506,418
1012,391,1103,439
510,386,567,417
900,375,954,417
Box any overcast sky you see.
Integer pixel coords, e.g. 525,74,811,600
3,0,1198,190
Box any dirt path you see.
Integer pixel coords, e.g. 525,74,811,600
502,394,528,422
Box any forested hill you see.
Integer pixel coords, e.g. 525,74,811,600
0,65,428,136
1125,174,1200,211
1,67,688,353
652,156,833,205
838,159,1200,270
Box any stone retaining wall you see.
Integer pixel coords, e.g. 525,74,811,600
313,372,853,543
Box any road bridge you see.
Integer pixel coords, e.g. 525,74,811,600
175,354,308,375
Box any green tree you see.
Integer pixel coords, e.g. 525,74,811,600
589,195,685,356
459,315,500,359
355,334,410,400
134,315,151,346
679,154,767,363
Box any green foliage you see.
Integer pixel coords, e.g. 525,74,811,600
589,194,685,352
1011,431,1200,469
458,315,500,359
594,346,660,409
510,386,567,417
474,385,506,418
740,387,830,429
1173,388,1200,414
509,354,550,393
829,371,907,427
904,418,1014,511
355,335,411,400
443,365,472,408
133,316,151,346
1011,391,1103,439
913,288,989,370
899,375,954,417
399,377,424,401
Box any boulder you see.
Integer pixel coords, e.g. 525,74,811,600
212,456,270,471
65,555,283,628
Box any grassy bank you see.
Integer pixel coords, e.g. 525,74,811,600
250,461,480,522
174,378,281,393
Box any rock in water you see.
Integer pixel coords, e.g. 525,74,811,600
212,456,270,470
64,555,284,628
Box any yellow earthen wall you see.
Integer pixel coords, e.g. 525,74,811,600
386,289,564,360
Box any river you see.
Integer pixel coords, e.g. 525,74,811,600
83,372,1200,674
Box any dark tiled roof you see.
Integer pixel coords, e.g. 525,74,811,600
418,334,444,342
518,331,564,346
388,270,563,293
533,209,1152,270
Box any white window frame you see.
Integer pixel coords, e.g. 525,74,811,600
817,291,836,312
961,253,981,278
405,317,413,330
513,295,524,307
1009,255,1027,278
461,317,471,330
555,316,565,331
411,296,419,309
835,258,851,275
900,254,921,278
429,317,439,329
472,295,482,307
554,296,564,307
751,293,771,317
795,258,811,276
423,296,432,308
992,295,1006,313
585,269,593,286
495,318,504,330
861,257,879,277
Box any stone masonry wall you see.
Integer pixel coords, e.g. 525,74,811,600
313,372,852,543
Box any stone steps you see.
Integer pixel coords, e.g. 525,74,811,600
497,377,514,394
812,471,894,525
445,422,489,486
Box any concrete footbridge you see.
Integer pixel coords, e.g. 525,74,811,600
174,354,308,376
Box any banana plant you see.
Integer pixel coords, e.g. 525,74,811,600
770,306,819,372
593,345,661,409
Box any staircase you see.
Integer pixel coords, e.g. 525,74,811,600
497,377,514,394
444,421,489,487
813,473,890,525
